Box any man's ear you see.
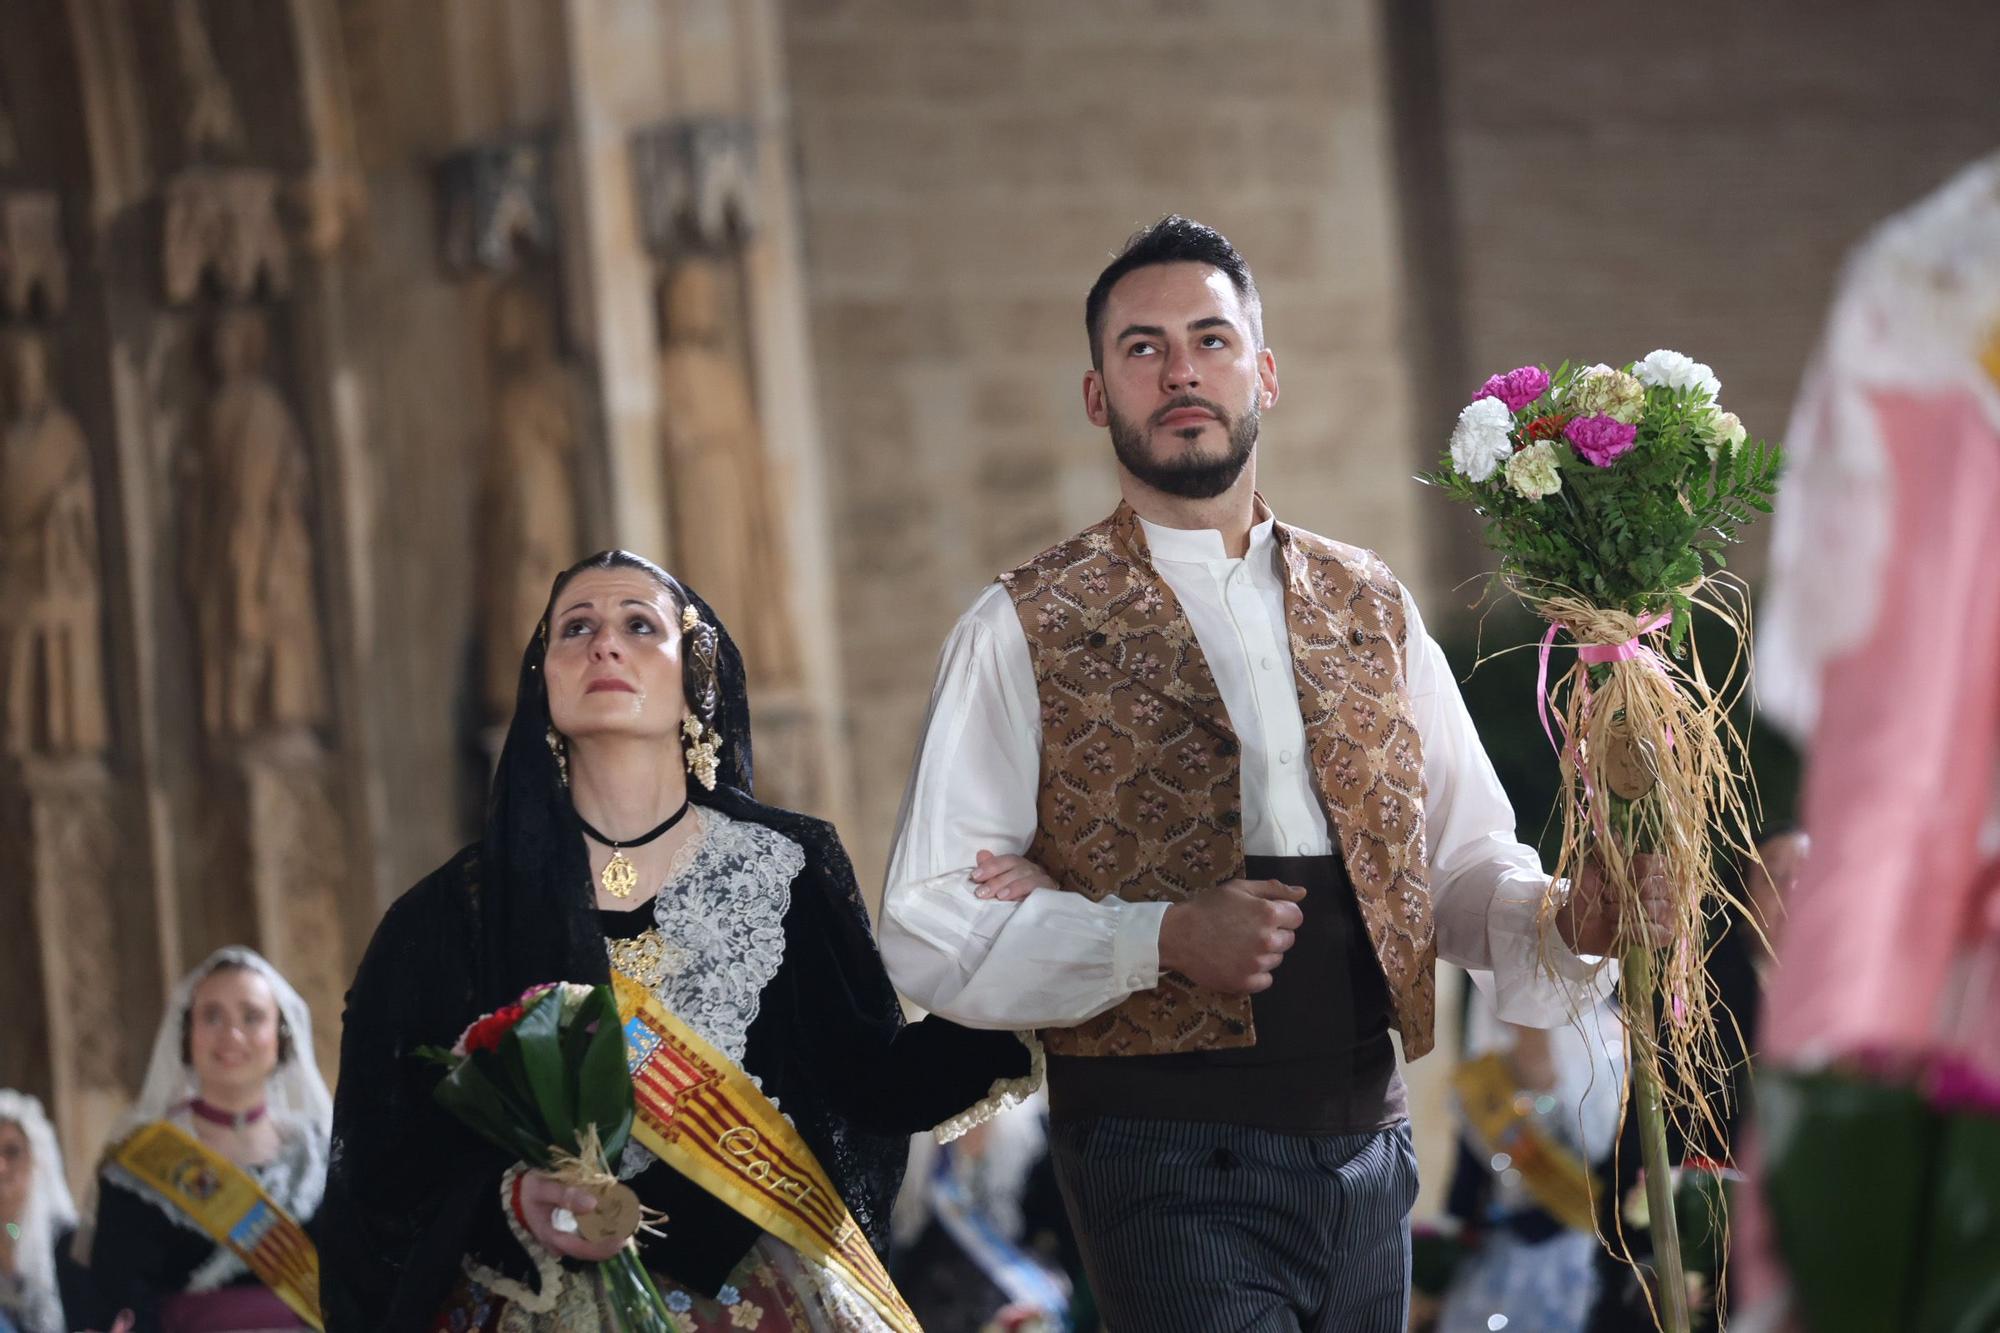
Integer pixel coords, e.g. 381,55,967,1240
1257,346,1280,410
1083,369,1110,428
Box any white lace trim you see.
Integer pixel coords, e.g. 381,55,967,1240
464,1164,564,1314
784,1240,898,1333
615,807,803,1180
932,1030,1045,1144
99,1113,326,1294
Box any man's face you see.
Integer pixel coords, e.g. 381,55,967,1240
1085,262,1278,500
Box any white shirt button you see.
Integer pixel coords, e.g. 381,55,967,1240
1261,656,1276,671
1279,749,1293,765
1296,840,1313,855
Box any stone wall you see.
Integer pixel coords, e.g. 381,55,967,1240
1403,0,2000,599
0,0,840,1195
784,0,1430,894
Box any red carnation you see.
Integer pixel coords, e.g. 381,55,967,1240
1523,412,1573,442
459,1002,526,1055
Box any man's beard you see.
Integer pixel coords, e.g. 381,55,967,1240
1108,393,1259,500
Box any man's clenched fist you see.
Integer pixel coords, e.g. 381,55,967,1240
1159,878,1308,994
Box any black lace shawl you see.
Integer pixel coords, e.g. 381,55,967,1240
317,583,1027,1331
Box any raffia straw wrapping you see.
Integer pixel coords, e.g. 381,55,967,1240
1525,577,1765,1318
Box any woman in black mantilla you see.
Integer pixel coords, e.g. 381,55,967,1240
318,551,1032,1332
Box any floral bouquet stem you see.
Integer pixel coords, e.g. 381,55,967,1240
599,1250,677,1333
1426,353,1783,1333
1626,941,1692,1333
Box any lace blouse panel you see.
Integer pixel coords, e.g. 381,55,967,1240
612,808,804,1179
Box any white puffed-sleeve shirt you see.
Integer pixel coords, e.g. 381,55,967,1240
878,513,1611,1033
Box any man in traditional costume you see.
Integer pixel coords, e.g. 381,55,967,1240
879,216,1667,1332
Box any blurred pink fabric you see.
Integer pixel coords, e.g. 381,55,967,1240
1737,152,2000,1321
1761,382,2000,1069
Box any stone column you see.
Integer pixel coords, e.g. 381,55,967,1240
14,757,135,1182
241,732,350,1086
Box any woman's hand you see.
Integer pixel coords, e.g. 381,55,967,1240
517,1170,627,1262
970,850,1058,901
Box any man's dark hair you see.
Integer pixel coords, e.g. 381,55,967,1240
1084,215,1262,369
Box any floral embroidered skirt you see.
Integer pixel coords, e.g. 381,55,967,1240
433,1235,892,1333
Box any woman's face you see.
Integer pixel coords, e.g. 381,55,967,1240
188,966,283,1099
544,568,688,745
0,1119,29,1221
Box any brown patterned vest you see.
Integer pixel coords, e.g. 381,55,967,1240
1000,503,1438,1059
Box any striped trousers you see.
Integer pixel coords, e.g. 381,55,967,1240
1049,1117,1418,1333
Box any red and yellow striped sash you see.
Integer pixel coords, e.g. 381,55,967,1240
109,1121,322,1329
612,971,921,1333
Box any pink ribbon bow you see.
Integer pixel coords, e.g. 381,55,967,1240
1535,613,1671,754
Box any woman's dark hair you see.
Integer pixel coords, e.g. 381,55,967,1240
545,549,721,731
179,961,296,1067
1083,214,1263,369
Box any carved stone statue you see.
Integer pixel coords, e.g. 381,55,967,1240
0,332,107,757
184,307,326,739
658,257,798,688
172,0,245,157
479,283,579,719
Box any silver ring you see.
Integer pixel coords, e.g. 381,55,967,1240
551,1206,578,1235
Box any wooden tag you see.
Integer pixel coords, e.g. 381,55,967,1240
576,1181,643,1245
1602,720,1659,801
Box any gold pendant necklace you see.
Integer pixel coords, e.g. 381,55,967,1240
599,851,640,899
578,799,692,900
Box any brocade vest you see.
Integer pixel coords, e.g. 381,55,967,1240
999,503,1439,1059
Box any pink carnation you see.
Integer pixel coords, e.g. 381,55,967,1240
1564,413,1639,467
1474,365,1551,413
1927,1055,2000,1118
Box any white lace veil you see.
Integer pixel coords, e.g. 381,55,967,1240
0,1089,76,1333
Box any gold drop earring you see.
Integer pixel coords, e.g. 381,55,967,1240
681,715,722,791
546,726,569,788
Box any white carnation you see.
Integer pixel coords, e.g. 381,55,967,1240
1635,348,1721,403
1704,409,1747,461
1449,396,1515,482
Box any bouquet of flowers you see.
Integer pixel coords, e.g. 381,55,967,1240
422,981,675,1332
1425,353,1783,1333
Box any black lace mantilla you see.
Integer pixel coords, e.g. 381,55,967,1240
316,574,1028,1331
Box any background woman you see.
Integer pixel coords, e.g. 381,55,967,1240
79,947,329,1333
0,1089,96,1333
